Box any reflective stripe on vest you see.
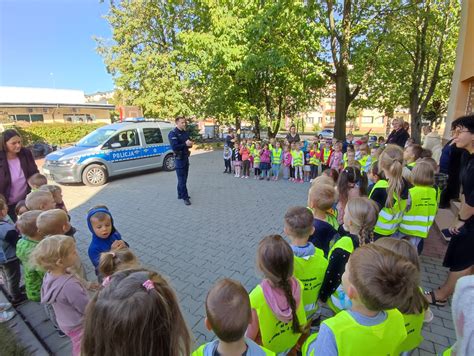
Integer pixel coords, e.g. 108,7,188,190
249,280,307,353
301,332,318,356
271,148,282,164
323,309,407,356
397,311,425,353
292,151,304,166
293,248,328,318
399,186,438,238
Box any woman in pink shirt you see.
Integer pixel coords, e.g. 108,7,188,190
0,130,39,221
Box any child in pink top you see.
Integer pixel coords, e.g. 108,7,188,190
240,144,251,178
282,145,292,180
329,142,343,171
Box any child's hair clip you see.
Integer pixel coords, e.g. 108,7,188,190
142,279,155,291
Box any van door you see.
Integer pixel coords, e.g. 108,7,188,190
103,129,146,174
140,127,167,168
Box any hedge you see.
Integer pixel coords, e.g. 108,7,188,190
10,122,107,146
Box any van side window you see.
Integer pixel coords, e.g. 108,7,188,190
143,128,163,144
108,129,140,148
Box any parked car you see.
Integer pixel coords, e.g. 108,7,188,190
42,118,176,186
318,129,334,139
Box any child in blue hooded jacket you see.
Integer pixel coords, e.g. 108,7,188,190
87,206,128,276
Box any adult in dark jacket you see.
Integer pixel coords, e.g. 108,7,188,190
0,129,39,221
285,125,301,144
439,138,463,208
386,118,410,148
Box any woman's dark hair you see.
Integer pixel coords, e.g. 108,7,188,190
337,166,368,204
0,129,21,152
82,268,192,356
451,114,474,133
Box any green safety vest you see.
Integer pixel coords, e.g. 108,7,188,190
442,347,452,356
271,148,282,165
192,338,275,356
293,248,328,318
291,151,304,167
249,280,307,354
253,149,261,165
369,179,407,236
326,211,339,231
358,155,370,171
407,161,417,170
322,148,331,163
309,150,320,165
301,332,318,356
306,309,406,356
397,311,425,353
399,186,438,238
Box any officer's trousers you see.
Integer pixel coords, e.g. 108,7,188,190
175,158,190,199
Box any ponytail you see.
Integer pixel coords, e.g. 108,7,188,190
378,145,404,208
98,249,139,278
99,252,117,277
279,279,301,333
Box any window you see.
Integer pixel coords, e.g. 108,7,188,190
16,115,30,122
143,128,163,144
30,114,44,122
361,116,373,124
374,116,384,124
108,129,140,148
326,116,335,123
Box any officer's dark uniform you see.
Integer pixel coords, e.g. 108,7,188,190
168,126,191,202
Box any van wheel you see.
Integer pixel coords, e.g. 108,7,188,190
163,154,175,171
82,164,108,186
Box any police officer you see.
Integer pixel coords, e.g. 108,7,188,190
168,117,193,205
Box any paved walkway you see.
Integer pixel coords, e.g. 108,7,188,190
6,150,455,355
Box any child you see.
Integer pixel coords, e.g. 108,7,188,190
240,143,251,178
27,173,47,191
291,145,304,183
321,168,339,185
282,145,292,180
320,140,332,171
344,149,356,168
403,143,423,179
307,183,338,256
319,197,379,312
223,145,232,174
303,244,414,355
32,235,89,356
39,185,68,212
374,238,431,354
329,141,343,171
378,136,386,146
193,279,272,355
309,143,320,180
98,248,140,279
357,143,370,172
82,268,192,355
246,235,307,354
15,210,44,301
271,141,283,180
399,161,438,254
353,140,362,160
336,166,368,224
253,142,262,179
87,206,128,276
369,144,410,238
25,190,56,211
284,207,328,320
232,141,242,178
15,200,28,217
367,160,385,194
0,199,24,305
259,143,271,180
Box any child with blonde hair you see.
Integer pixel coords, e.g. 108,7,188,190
399,161,438,254
31,235,89,356
282,144,292,180
232,141,242,178
370,144,410,238
193,279,272,355
284,207,328,320
303,244,413,355
319,197,379,312
27,173,47,191
98,248,140,279
247,235,307,354
291,144,304,183
39,184,68,212
329,141,343,171
25,190,56,211
82,268,192,356
307,183,338,256
374,238,431,354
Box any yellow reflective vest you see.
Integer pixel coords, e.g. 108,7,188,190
399,185,438,238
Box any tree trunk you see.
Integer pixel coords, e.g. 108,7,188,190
334,71,348,141
253,115,261,140
235,117,241,139
409,99,422,144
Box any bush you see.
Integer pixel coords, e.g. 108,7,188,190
12,122,106,146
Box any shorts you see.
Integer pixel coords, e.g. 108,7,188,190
443,225,474,272
260,162,271,170
304,165,311,172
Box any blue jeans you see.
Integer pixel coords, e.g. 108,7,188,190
271,164,281,178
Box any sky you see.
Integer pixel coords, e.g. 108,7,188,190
0,0,115,94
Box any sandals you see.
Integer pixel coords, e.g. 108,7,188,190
424,290,448,307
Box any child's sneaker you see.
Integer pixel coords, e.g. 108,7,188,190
241,175,245,178
245,176,249,179
0,302,12,312
0,310,15,323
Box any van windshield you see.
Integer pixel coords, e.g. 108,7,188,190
76,128,117,147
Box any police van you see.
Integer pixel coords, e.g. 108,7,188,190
42,118,176,186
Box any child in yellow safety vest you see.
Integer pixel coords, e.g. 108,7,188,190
192,279,274,356
399,161,439,254
246,235,307,354
291,145,304,183
270,141,283,181
403,143,423,182
284,207,328,322
374,238,432,355
303,244,415,356
309,143,320,180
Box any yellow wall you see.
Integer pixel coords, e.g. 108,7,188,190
0,106,112,123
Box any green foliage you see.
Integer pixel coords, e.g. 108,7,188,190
13,123,106,145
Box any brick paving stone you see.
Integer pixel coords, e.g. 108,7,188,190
11,150,455,355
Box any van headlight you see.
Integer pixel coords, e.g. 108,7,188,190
56,157,79,167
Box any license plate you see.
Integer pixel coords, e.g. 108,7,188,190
43,168,50,174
